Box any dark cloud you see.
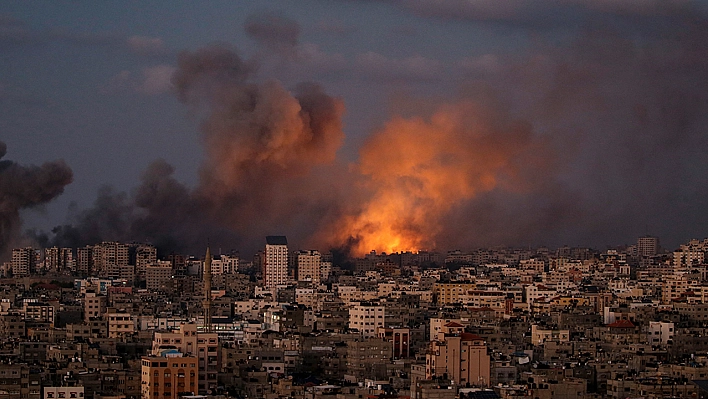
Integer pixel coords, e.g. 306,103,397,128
449,10,708,248
45,44,346,256
37,1,708,256
0,142,72,258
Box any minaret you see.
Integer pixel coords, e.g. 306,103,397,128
202,245,212,332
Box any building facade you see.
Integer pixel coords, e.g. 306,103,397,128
263,236,288,289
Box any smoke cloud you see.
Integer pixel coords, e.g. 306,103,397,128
0,141,72,258
39,3,708,256
329,100,555,254
46,43,346,255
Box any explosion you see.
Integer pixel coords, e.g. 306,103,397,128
332,101,552,256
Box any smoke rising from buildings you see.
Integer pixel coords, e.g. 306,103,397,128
43,43,347,256
29,3,708,256
0,141,73,258
329,101,556,255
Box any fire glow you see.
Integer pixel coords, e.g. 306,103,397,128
331,101,550,256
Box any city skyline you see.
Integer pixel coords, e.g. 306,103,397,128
2,2,708,257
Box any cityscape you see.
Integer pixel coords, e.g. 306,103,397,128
3,235,708,399
3,1,708,399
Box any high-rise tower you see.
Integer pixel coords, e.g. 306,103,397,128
264,236,288,288
202,246,212,332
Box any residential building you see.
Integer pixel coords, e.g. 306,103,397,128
263,236,288,288
141,351,198,399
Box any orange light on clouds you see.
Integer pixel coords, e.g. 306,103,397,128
331,100,549,256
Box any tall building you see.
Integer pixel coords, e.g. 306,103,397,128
296,250,321,284
92,241,129,276
11,247,35,277
146,260,174,290
135,244,157,282
637,235,660,257
263,236,288,288
76,246,93,275
167,253,186,276
43,247,74,272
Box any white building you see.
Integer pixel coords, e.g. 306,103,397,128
211,254,239,275
348,303,385,338
264,236,288,288
647,321,674,345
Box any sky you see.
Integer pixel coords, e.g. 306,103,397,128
2,1,708,258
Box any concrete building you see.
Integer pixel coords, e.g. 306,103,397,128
152,322,219,394
92,242,129,276
263,236,288,288
76,246,92,275
83,292,106,322
105,310,135,338
11,247,35,277
0,312,25,340
135,244,157,282
0,363,38,399
378,327,410,359
647,321,674,345
43,247,74,272
146,261,173,290
141,351,198,399
433,282,476,305
425,331,491,387
43,386,84,399
297,250,322,284
23,302,55,325
210,255,239,275
349,303,385,338
637,235,659,257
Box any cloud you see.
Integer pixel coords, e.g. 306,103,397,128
138,65,176,94
104,65,176,95
457,54,501,75
48,44,347,255
126,35,167,56
351,0,704,29
355,51,443,81
40,0,708,255
313,19,358,36
245,11,301,51
243,13,348,81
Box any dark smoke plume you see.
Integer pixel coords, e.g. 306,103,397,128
0,141,72,258
41,3,708,255
46,43,346,256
